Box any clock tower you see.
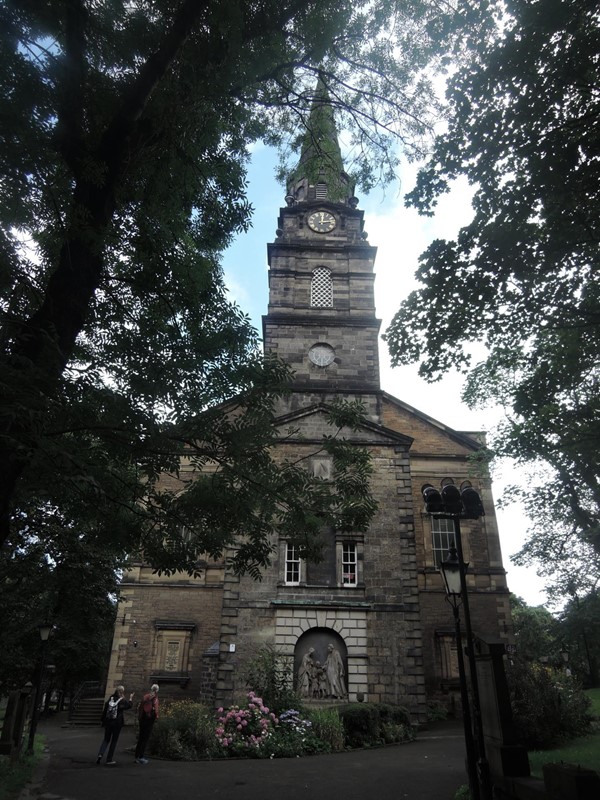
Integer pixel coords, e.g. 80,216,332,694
106,81,512,723
263,88,381,393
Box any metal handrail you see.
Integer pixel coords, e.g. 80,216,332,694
68,680,104,719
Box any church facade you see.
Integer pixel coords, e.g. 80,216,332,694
106,101,512,720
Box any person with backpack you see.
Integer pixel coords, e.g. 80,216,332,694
97,685,135,765
134,683,159,764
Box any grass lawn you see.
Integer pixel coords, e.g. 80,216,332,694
528,688,600,779
0,737,44,800
528,732,600,778
586,687,600,718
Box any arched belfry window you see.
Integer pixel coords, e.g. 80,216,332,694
311,267,333,307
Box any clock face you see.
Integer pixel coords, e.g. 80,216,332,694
307,210,336,233
308,343,335,367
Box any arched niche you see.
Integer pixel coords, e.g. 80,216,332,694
294,628,348,700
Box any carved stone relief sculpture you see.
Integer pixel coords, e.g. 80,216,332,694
324,643,346,698
297,647,314,697
296,642,347,699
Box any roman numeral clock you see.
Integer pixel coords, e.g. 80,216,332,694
307,210,337,233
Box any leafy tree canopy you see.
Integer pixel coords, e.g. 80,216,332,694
510,592,600,687
559,590,600,687
0,508,118,693
510,593,560,664
510,492,600,603
385,0,600,578
0,1,461,586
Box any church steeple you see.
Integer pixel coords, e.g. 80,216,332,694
263,80,381,393
287,77,356,206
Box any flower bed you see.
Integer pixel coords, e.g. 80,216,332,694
149,697,414,760
215,692,278,756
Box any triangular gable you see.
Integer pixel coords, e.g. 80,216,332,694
274,402,414,448
380,391,485,454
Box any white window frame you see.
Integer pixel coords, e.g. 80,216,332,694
284,543,302,585
341,542,358,586
431,517,456,567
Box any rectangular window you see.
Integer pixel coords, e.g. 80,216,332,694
311,267,333,308
431,517,456,566
285,544,301,585
342,543,357,586
315,182,328,199
438,633,460,680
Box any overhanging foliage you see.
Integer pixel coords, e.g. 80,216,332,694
385,0,600,583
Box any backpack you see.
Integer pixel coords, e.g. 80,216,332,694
106,697,121,721
138,696,156,721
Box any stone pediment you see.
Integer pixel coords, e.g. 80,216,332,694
380,392,485,454
273,402,413,448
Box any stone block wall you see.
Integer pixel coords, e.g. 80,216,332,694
263,318,381,389
367,607,426,713
106,574,224,701
213,408,428,719
105,385,511,721
274,607,369,701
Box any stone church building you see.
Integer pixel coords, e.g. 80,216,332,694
106,97,512,721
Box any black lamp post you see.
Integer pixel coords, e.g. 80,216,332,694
423,481,492,800
441,547,480,800
26,623,54,754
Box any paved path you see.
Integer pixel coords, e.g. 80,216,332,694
21,716,467,800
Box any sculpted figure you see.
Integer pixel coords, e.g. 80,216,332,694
297,648,315,698
310,660,324,698
325,643,346,698
316,661,327,698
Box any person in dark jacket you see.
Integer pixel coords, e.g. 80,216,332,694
97,685,134,765
134,683,159,764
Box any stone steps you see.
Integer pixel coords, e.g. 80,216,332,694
69,696,105,727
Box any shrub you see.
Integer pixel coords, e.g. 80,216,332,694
427,699,449,722
373,703,410,726
150,700,216,760
374,703,414,744
243,645,299,715
338,703,380,748
215,691,279,757
144,697,414,761
264,708,329,757
380,721,415,744
338,702,414,748
508,659,592,749
306,707,345,752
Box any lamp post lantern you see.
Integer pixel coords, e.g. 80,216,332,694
26,623,54,754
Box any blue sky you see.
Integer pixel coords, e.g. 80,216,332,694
222,143,548,607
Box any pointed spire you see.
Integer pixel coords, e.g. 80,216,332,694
287,76,355,205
